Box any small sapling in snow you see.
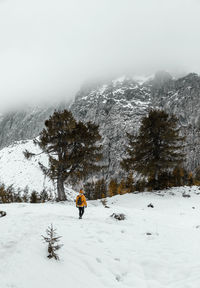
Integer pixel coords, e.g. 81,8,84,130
147,203,154,208
42,224,63,260
101,198,109,208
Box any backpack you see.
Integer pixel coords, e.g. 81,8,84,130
77,195,83,206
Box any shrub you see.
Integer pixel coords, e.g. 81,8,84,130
42,224,63,260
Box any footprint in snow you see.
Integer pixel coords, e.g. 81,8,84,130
115,275,121,282
115,273,127,282
146,232,159,236
98,238,104,243
96,257,102,263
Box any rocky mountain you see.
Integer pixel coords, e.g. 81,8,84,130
0,102,70,148
70,76,152,179
70,72,200,177
0,71,200,180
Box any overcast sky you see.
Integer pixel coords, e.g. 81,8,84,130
0,0,199,111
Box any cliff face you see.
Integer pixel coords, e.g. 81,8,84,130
0,72,200,179
151,73,200,171
70,77,152,179
71,72,200,177
0,103,70,148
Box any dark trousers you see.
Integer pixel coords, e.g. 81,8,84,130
78,207,84,218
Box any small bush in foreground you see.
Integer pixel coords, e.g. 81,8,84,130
42,224,63,260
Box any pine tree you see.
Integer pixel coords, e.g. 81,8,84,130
108,178,118,197
22,186,29,202
172,166,186,186
94,178,107,199
30,191,39,203
117,179,127,195
125,172,134,193
121,109,185,190
84,181,95,200
39,189,49,203
188,172,194,186
25,109,103,201
42,224,63,260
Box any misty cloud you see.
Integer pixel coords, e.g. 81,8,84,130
0,0,199,111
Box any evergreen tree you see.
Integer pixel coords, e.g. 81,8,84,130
108,178,118,197
117,179,127,195
39,189,50,203
172,166,185,186
84,181,95,200
22,186,29,202
188,172,194,186
30,190,39,203
94,178,107,199
121,109,185,190
42,224,63,260
26,110,102,201
125,172,134,193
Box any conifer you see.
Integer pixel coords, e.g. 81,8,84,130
121,109,185,190
108,178,118,197
117,179,127,195
27,109,103,201
42,224,63,260
84,181,95,200
94,178,107,199
125,172,134,193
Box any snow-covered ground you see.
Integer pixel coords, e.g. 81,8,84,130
1,186,200,288
0,140,55,192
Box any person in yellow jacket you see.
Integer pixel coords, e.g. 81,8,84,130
76,189,87,219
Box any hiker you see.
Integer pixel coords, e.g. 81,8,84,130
76,189,87,219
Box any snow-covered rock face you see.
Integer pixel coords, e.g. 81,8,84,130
0,103,70,149
71,72,200,177
71,77,152,179
151,73,200,171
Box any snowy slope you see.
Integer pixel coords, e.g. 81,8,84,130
0,140,76,200
0,139,54,192
1,186,200,288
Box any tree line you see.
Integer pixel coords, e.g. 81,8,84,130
23,108,198,201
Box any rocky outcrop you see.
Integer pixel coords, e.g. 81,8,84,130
70,77,152,179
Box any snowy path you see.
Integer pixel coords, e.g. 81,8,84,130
1,187,200,288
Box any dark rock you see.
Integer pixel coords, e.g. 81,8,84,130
110,213,126,221
182,193,191,198
147,203,154,208
0,211,6,217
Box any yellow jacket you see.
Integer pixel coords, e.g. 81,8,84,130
76,194,87,207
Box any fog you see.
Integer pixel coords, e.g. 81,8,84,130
0,0,199,111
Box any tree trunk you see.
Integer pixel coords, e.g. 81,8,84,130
57,177,66,201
